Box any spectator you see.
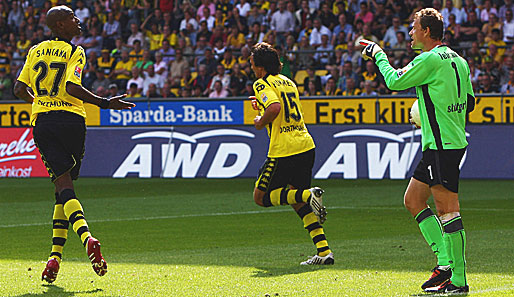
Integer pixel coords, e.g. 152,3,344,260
135,50,154,71
501,70,514,93
324,77,342,95
392,32,408,59
169,49,190,83
297,35,314,68
318,2,337,30
446,14,461,41
127,82,142,98
197,0,216,19
383,16,410,48
197,21,213,43
226,25,246,49
83,27,103,56
112,50,134,90
0,68,13,100
108,83,120,98
338,61,360,91
179,67,195,89
208,64,231,93
247,22,265,43
199,7,216,31
97,49,116,76
75,0,90,24
193,64,212,91
354,2,373,25
95,86,108,98
146,23,163,52
153,51,168,81
360,60,382,89
333,13,354,45
221,48,237,70
238,46,252,69
478,73,499,93
483,13,502,43
127,23,145,49
247,5,265,29
180,86,193,98
504,9,514,43
103,11,121,50
304,80,321,96
142,65,162,95
7,1,23,32
236,0,251,17
209,80,230,98
500,0,514,21
146,83,161,98
314,34,334,66
127,66,144,94
270,0,295,48
200,48,218,75
441,0,466,26
361,80,378,96
341,77,361,96
159,39,175,64
342,42,361,72
487,29,506,61
91,70,111,94
161,82,176,98
303,66,322,93
180,10,199,32
480,0,498,23
229,63,248,96
459,10,483,47
310,18,331,47
354,23,379,46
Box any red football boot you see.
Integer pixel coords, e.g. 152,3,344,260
42,258,59,283
87,237,108,276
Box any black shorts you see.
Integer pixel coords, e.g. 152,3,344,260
413,148,466,193
33,111,86,182
255,148,315,193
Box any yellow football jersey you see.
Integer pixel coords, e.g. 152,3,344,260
253,74,315,158
17,37,87,125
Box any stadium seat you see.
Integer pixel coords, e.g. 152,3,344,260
294,70,309,85
315,70,328,77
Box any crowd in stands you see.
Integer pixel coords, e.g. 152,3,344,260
2,0,514,100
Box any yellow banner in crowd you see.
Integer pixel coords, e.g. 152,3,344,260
0,103,100,126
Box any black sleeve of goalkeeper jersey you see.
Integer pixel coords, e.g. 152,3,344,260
466,93,475,113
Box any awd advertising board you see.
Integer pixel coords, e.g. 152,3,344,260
76,125,511,179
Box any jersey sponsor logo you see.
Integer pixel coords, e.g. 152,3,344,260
261,93,268,103
74,66,82,78
279,124,305,133
37,99,73,108
447,101,467,113
255,82,265,92
397,64,413,78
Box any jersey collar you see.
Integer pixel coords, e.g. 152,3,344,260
51,36,73,45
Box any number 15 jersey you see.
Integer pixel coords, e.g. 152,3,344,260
253,73,315,158
17,37,87,126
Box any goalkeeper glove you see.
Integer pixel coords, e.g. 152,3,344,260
360,39,383,61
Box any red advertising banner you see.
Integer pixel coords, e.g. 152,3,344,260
0,128,48,178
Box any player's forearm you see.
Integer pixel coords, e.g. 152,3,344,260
255,102,281,129
13,81,34,103
66,82,109,108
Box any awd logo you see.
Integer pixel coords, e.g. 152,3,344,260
314,129,469,179
113,129,255,178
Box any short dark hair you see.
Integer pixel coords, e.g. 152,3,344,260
251,42,282,75
416,8,444,41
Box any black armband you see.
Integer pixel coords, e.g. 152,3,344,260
99,98,110,109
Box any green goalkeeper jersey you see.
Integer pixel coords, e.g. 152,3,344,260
374,46,473,151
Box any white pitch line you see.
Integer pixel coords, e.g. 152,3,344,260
0,206,513,229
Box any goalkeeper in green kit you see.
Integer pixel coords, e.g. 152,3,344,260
360,8,474,294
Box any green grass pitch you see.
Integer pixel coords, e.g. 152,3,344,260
0,178,513,296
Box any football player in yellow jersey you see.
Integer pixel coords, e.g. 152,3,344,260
250,42,334,265
13,6,135,283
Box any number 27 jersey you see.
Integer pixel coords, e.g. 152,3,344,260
253,74,315,158
17,37,87,126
